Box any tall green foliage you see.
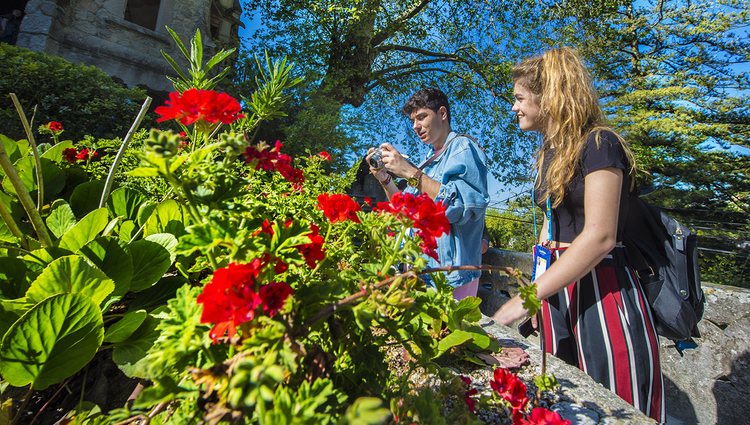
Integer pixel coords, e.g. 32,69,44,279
540,0,750,286
0,44,149,141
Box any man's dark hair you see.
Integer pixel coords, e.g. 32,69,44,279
402,88,450,122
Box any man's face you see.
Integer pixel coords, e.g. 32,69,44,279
409,106,450,148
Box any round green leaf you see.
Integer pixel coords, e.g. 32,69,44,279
112,314,160,378
59,208,109,252
0,293,104,390
118,220,137,242
46,202,77,239
1,157,66,201
79,236,133,296
104,309,147,343
145,233,178,264
128,239,172,291
40,140,74,162
70,180,106,217
107,187,147,222
143,199,185,237
26,255,114,306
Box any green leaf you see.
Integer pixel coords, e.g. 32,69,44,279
79,236,133,296
40,140,74,162
128,239,172,291
1,157,66,201
112,313,160,378
0,257,31,299
128,167,159,177
46,202,77,239
136,201,157,227
107,187,147,222
70,180,106,217
59,208,109,252
343,397,390,425
145,233,178,264
436,329,474,356
104,309,147,343
118,220,137,242
0,293,103,390
26,255,114,306
143,200,185,237
0,134,29,163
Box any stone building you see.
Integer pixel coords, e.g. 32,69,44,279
13,0,242,93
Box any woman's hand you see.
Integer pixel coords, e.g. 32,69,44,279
491,295,530,325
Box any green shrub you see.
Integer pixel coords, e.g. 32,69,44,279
0,43,150,141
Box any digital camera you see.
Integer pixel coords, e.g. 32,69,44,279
369,148,384,169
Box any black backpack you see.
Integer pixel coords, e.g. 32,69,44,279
623,196,705,341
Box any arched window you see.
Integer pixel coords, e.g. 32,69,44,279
124,0,161,30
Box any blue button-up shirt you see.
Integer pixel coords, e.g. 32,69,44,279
404,132,489,287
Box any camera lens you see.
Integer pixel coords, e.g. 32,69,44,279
369,157,380,168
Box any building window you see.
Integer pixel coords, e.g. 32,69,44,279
124,0,161,31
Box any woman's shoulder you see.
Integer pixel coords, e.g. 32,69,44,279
581,128,628,172
585,128,622,147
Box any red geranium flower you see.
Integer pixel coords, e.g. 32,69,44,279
155,88,245,126
374,192,450,260
62,148,78,164
244,140,305,189
259,281,293,316
318,151,331,161
516,408,571,425
297,223,326,268
317,193,362,224
76,148,91,161
48,121,63,132
196,259,266,343
490,368,529,413
460,376,478,414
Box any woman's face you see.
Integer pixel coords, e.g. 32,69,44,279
511,82,543,132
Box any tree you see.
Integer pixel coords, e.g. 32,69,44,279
542,0,750,286
239,0,543,181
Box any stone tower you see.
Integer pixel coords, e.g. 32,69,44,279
15,0,242,93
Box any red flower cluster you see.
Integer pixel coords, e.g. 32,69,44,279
317,193,361,224
47,121,63,132
318,151,331,161
460,376,479,413
155,88,245,126
244,140,304,189
374,192,450,260
517,408,571,425
490,368,529,413
298,223,326,268
62,147,99,164
196,257,293,343
254,219,326,269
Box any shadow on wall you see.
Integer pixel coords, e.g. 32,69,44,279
714,349,750,425
664,374,698,425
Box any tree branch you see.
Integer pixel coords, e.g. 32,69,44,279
372,0,433,46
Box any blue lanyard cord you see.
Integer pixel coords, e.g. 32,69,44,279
546,198,552,241
531,185,538,241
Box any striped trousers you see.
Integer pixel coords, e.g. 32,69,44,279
541,247,664,423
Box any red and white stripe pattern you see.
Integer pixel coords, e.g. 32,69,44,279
541,248,664,423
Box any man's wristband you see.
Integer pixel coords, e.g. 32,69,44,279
378,174,392,186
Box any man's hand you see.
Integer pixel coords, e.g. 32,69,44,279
377,143,418,178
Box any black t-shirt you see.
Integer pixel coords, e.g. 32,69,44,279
534,130,631,243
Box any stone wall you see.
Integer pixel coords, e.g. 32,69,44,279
479,248,750,424
16,0,241,92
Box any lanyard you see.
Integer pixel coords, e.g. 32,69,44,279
531,182,553,242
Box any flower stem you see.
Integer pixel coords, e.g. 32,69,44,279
378,230,404,276
0,135,52,247
99,97,152,208
9,94,44,213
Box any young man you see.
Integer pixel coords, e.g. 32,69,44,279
367,88,489,299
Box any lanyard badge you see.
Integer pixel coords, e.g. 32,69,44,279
532,198,553,281
532,244,551,281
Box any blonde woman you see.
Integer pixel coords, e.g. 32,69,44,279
492,48,664,422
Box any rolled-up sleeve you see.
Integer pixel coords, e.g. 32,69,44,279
436,140,489,225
